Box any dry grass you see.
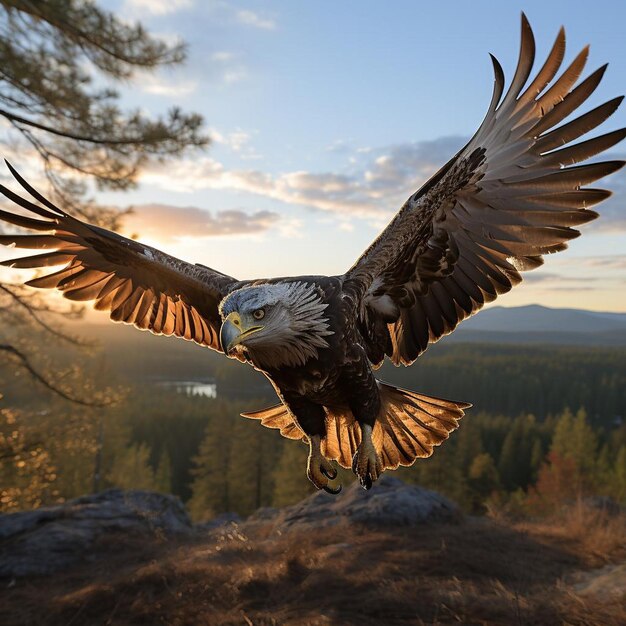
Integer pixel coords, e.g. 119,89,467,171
513,500,626,567
1,508,625,625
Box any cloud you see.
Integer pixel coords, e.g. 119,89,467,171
136,135,626,237
516,257,625,297
122,204,281,242
580,255,626,270
222,69,248,84
205,50,248,85
543,286,599,292
122,0,193,17
236,9,276,30
209,128,261,159
362,138,462,192
587,164,626,233
517,272,601,292
522,272,590,284
211,51,236,62
325,139,357,154
209,128,251,152
138,73,198,97
138,136,467,221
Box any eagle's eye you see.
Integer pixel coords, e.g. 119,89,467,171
253,308,265,321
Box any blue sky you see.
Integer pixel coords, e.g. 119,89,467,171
17,1,626,311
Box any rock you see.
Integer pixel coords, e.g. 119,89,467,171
572,563,626,600
0,489,191,578
265,475,461,532
247,506,279,522
195,512,242,532
0,479,461,577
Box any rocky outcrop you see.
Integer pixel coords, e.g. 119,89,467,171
0,478,460,578
0,489,191,577
247,475,461,532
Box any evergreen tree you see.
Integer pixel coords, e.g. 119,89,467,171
614,446,626,503
529,438,544,481
0,0,209,511
594,444,613,496
121,387,218,500
272,440,314,507
227,415,281,516
188,417,232,521
454,420,484,473
227,417,264,516
527,451,579,513
549,407,575,456
154,449,172,494
107,443,156,490
551,407,598,492
468,452,500,512
412,444,468,506
497,415,536,491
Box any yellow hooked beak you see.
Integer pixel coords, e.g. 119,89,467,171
220,311,264,354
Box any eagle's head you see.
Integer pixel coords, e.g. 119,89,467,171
218,281,334,369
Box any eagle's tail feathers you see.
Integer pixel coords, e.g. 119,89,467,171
241,404,304,440
373,382,470,471
242,383,470,471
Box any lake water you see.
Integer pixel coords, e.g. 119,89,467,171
156,381,217,398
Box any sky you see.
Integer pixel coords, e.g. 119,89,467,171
3,0,626,312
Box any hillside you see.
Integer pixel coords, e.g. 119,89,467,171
1,480,624,626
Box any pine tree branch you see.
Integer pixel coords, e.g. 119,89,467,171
4,1,186,72
0,344,112,406
0,283,81,316
0,284,93,346
0,107,158,146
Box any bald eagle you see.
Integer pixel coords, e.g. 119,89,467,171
0,15,623,493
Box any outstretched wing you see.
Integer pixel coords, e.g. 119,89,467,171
0,162,237,350
345,15,625,367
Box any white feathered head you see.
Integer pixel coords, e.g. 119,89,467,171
219,281,334,368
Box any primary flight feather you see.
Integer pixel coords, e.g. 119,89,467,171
0,15,623,493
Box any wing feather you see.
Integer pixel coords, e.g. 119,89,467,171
345,15,624,365
0,165,238,350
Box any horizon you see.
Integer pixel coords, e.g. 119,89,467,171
78,301,626,326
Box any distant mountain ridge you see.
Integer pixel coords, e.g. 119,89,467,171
82,304,626,347
438,304,626,347
458,304,626,334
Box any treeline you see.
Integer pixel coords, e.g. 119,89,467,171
73,326,626,425
378,344,625,426
395,408,626,514
1,343,625,518
167,404,626,520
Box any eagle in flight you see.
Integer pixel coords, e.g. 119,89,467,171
0,15,623,493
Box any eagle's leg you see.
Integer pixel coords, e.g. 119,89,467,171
351,424,383,490
348,374,384,490
284,393,341,495
307,434,341,495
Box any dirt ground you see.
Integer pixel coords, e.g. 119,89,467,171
1,509,625,626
